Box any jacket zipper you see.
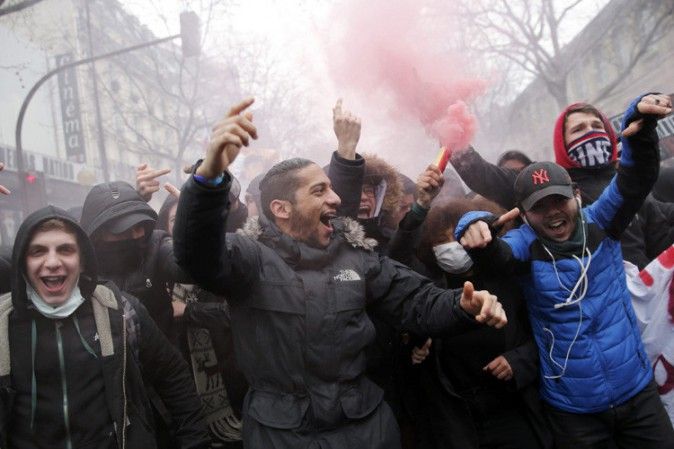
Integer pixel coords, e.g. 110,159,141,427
55,321,74,449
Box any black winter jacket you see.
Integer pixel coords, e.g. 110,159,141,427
173,174,480,448
0,206,210,449
387,208,552,449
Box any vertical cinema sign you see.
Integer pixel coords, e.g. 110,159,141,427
56,53,86,163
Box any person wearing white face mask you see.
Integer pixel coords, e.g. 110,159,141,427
432,241,474,274
388,193,551,449
0,206,211,449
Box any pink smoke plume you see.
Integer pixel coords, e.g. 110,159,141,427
325,0,487,151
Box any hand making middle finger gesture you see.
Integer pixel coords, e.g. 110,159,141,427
333,99,361,160
136,163,171,202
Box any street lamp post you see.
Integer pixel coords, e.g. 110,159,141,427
14,11,200,216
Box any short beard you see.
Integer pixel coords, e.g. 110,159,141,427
288,209,323,248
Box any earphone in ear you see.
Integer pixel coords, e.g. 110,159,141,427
522,214,530,227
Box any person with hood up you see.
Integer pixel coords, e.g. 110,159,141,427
79,180,190,342
0,206,209,449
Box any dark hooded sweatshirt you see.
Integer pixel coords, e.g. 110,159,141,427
0,206,210,449
79,182,191,341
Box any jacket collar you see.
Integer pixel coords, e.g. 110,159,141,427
237,215,377,269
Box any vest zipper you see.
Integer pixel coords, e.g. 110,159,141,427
55,321,74,449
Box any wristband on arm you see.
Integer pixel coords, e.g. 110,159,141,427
193,172,226,187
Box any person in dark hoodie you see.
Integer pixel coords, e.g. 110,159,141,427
0,205,210,449
79,181,190,342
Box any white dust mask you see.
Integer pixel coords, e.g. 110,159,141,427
433,241,474,274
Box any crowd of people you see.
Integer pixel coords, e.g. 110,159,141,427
0,91,672,449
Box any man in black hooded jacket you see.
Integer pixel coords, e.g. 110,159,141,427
0,206,209,449
79,181,190,342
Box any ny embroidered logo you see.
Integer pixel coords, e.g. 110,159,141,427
532,169,550,185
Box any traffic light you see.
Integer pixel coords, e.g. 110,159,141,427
180,11,201,57
21,170,47,213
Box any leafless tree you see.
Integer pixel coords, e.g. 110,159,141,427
450,0,673,109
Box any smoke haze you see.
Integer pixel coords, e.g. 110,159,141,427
324,0,486,154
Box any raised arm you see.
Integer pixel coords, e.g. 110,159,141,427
587,93,672,238
173,98,261,295
450,147,519,209
387,164,443,264
328,99,365,218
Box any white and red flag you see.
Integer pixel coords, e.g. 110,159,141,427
626,245,674,424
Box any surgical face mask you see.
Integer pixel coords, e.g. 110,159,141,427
433,241,474,274
26,277,85,319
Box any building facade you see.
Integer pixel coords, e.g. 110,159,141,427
0,0,240,247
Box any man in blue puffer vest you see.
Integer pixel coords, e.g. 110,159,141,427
455,93,674,449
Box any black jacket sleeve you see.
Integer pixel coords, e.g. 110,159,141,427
328,151,365,219
183,301,231,331
600,99,661,240
450,147,519,210
502,339,539,390
365,254,477,337
173,174,261,297
157,234,193,283
386,206,427,265
132,296,211,449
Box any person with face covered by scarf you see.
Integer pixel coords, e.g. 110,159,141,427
388,195,550,449
80,181,197,449
79,181,190,343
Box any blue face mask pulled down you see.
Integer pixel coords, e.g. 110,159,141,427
26,277,85,319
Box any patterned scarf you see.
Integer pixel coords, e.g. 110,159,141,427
172,283,241,444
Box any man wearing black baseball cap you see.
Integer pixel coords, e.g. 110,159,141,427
513,161,579,244
454,93,674,449
80,181,190,342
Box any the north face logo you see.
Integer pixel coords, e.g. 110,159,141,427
532,169,550,185
334,269,361,281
